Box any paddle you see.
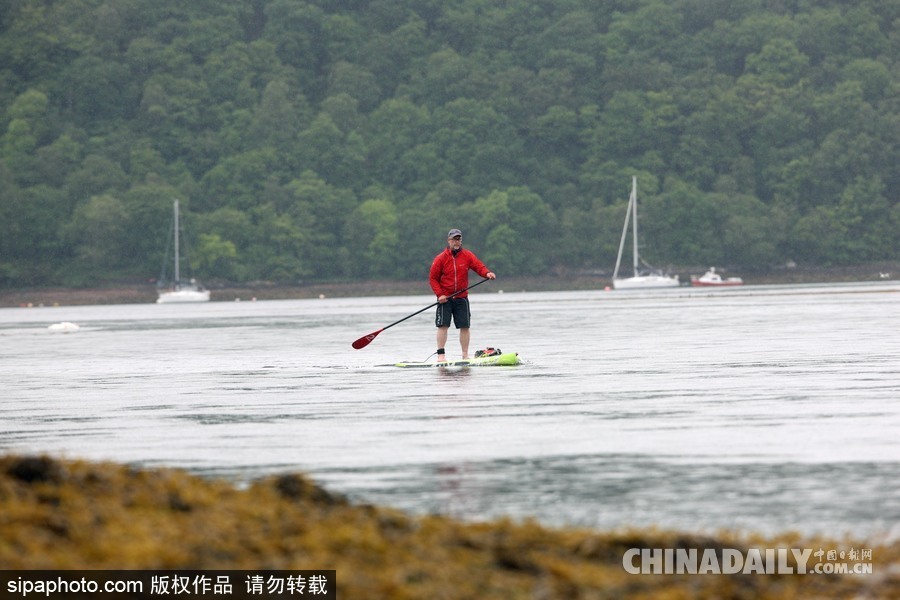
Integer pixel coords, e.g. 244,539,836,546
352,278,490,349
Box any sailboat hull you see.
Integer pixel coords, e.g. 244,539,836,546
613,274,680,289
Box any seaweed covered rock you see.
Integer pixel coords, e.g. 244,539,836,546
1,455,897,599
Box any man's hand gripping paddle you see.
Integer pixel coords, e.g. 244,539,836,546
351,278,490,349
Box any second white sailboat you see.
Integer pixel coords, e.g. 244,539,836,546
611,177,679,290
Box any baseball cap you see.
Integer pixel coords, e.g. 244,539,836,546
448,228,462,238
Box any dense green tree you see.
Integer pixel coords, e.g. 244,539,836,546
65,155,129,202
195,233,238,279
344,197,401,278
325,62,381,113
458,186,554,275
1,0,899,290
432,98,524,194
719,193,779,265
200,148,280,211
118,185,187,274
744,39,809,86
60,55,137,124
0,165,27,277
247,79,307,152
787,177,896,265
262,0,326,94
285,170,356,276
365,98,432,188
588,90,680,162
61,194,132,280
296,113,354,184
528,105,582,166
796,6,887,64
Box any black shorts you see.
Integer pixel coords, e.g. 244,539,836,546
435,297,470,329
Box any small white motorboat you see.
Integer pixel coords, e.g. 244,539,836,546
691,267,743,287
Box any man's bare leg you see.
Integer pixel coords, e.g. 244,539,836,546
460,328,470,359
436,326,449,361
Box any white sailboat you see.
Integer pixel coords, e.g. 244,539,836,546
612,177,680,290
156,199,210,303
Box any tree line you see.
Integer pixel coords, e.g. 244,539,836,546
1,0,899,288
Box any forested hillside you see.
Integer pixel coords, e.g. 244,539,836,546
2,0,899,287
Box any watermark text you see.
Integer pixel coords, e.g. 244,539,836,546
623,547,873,575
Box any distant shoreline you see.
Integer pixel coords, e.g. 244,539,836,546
2,263,897,308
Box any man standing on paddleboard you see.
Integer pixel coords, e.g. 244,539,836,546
429,228,496,361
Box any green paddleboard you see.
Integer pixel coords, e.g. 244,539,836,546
385,352,520,368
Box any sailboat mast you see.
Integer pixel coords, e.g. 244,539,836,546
612,181,632,281
631,176,639,276
173,200,180,283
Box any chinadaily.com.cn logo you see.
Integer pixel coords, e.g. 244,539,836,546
622,547,874,575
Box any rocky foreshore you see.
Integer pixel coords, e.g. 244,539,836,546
1,455,897,598
2,263,899,308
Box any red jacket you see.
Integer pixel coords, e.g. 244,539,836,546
429,247,490,298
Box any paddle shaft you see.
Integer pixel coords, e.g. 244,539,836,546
352,278,490,349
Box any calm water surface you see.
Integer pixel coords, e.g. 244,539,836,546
2,282,899,541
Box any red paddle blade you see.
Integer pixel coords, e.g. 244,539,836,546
352,328,383,349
